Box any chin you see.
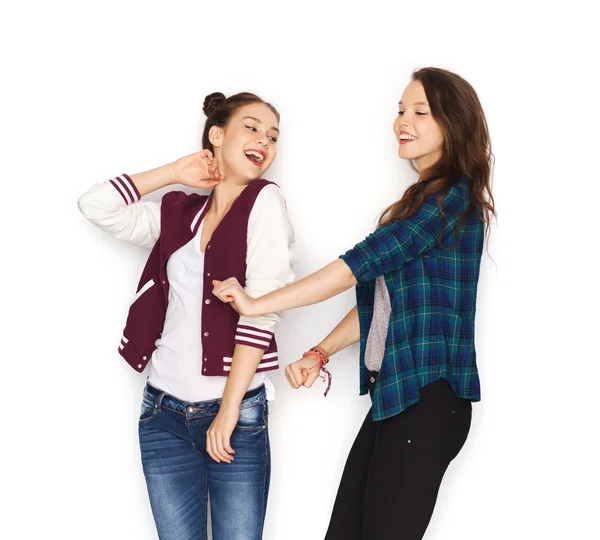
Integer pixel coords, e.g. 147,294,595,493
246,165,265,180
398,147,413,160
230,162,264,181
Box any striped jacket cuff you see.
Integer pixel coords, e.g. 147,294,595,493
234,324,274,351
109,173,141,205
224,351,279,372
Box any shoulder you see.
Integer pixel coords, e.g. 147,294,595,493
254,182,287,207
247,182,293,238
251,182,288,215
159,191,210,228
447,177,470,201
161,190,209,208
421,178,469,212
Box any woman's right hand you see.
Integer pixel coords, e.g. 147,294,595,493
172,149,224,189
285,356,322,389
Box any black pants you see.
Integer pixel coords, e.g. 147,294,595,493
325,377,472,540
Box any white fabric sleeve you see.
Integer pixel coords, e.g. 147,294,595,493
77,174,161,248
234,184,296,351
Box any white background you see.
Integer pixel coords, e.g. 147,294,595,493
2,1,599,538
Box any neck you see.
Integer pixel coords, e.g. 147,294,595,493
415,150,441,173
210,180,246,215
210,152,255,214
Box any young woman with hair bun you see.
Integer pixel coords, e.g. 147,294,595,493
78,91,294,539
213,68,496,540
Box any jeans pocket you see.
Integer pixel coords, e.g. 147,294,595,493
235,402,267,431
139,394,158,424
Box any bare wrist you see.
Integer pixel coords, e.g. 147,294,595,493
219,398,241,411
253,297,268,317
166,161,178,185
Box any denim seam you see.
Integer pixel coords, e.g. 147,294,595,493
203,465,208,540
258,406,269,535
156,404,214,417
139,401,158,423
162,406,187,417
191,439,205,458
239,397,266,412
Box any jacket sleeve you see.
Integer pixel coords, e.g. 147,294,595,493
234,184,296,351
340,181,470,283
77,174,161,248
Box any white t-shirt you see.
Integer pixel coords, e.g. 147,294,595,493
147,217,274,402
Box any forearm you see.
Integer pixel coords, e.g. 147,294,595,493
220,344,265,408
319,306,360,357
130,163,177,197
254,259,357,315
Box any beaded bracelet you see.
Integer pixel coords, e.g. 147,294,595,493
302,347,332,397
310,345,329,364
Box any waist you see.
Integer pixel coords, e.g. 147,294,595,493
144,382,266,415
368,374,471,407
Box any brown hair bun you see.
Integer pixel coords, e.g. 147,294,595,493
202,92,226,117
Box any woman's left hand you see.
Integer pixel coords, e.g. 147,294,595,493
212,278,258,316
206,404,239,464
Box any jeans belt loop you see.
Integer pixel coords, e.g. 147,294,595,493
156,391,166,412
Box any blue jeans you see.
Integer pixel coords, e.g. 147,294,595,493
138,383,270,540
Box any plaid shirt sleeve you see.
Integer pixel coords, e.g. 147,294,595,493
340,182,470,283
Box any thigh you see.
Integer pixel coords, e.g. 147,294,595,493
205,400,270,540
139,406,208,540
362,383,472,540
325,409,377,540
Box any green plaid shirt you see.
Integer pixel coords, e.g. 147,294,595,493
340,178,484,421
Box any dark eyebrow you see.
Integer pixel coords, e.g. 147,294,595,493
242,116,280,133
398,101,430,107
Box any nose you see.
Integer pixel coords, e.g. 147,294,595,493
394,113,410,133
399,116,411,128
255,134,270,147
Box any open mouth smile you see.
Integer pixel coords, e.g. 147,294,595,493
244,149,266,166
398,131,417,145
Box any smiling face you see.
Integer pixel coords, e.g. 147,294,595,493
210,102,279,182
393,80,444,171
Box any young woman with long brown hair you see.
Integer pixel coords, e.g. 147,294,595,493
212,67,495,539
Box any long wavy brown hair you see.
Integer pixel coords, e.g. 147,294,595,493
379,67,496,235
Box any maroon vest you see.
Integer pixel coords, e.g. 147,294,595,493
118,179,279,375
